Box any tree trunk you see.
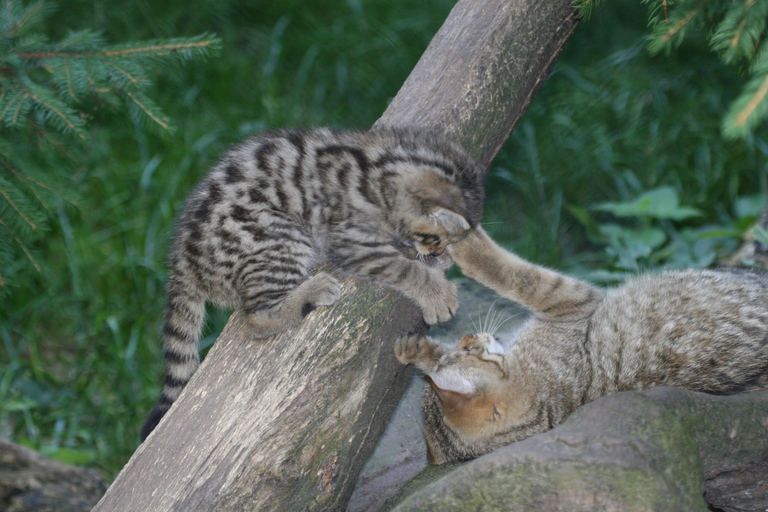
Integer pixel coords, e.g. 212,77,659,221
92,1,579,511
385,387,768,512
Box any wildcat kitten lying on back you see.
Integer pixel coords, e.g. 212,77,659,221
141,128,484,440
396,226,768,464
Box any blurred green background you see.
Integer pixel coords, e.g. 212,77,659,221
1,0,766,479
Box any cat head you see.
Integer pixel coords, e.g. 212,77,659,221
397,332,544,464
396,169,478,257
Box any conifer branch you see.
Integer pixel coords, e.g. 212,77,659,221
0,214,40,271
0,0,219,282
661,0,711,44
105,60,142,85
0,150,74,209
9,91,26,124
4,0,46,38
0,183,36,230
16,39,218,60
735,72,768,127
62,57,74,97
125,90,171,131
28,117,77,162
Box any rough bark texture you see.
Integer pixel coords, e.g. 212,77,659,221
385,387,768,512
91,1,581,510
374,0,579,164
0,440,106,512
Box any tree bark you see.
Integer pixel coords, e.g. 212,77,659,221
92,0,579,510
386,387,768,512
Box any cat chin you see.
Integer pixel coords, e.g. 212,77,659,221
484,336,506,355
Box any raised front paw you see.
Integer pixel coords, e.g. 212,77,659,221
304,272,342,311
416,277,458,325
394,334,444,365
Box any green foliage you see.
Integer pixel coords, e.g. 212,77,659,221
482,1,766,274
568,188,764,281
576,0,768,139
0,0,218,289
0,0,765,484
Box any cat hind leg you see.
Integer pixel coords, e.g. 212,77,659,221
243,271,342,337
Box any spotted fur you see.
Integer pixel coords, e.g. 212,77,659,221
141,128,485,441
396,227,768,463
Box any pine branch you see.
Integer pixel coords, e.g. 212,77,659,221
0,0,219,283
1,0,52,38
16,36,220,61
723,44,768,138
0,184,37,230
125,88,173,132
711,0,768,64
17,75,86,138
0,212,40,272
648,0,713,54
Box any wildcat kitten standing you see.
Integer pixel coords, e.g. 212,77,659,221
141,128,484,440
396,226,768,464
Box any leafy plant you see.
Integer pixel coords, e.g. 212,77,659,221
569,187,765,281
0,0,219,289
577,0,768,139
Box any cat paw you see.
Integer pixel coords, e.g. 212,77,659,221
416,278,458,325
394,334,441,365
304,272,342,309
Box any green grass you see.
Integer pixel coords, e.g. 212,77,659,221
1,0,766,480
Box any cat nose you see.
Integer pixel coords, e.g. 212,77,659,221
458,334,478,350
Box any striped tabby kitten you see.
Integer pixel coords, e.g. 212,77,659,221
396,226,768,464
140,128,484,441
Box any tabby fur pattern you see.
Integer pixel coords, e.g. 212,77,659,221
141,127,485,440
396,226,768,464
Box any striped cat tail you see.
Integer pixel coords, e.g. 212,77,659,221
140,284,206,441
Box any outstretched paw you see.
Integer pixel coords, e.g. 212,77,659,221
394,334,444,366
417,276,458,325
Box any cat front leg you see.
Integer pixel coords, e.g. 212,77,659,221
448,226,603,320
331,234,458,324
404,265,459,325
394,334,445,371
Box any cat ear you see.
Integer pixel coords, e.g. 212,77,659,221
425,372,477,410
430,207,471,232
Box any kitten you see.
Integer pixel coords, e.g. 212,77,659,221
395,226,768,464
140,128,485,441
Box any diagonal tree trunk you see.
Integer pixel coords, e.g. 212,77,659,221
92,1,580,510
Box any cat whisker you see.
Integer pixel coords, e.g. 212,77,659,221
489,305,506,333
482,299,500,333
490,311,525,336
470,314,479,334
488,304,510,335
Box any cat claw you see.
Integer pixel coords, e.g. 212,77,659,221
394,334,425,363
394,334,444,366
419,280,459,325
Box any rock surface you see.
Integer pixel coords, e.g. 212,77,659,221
0,440,107,512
